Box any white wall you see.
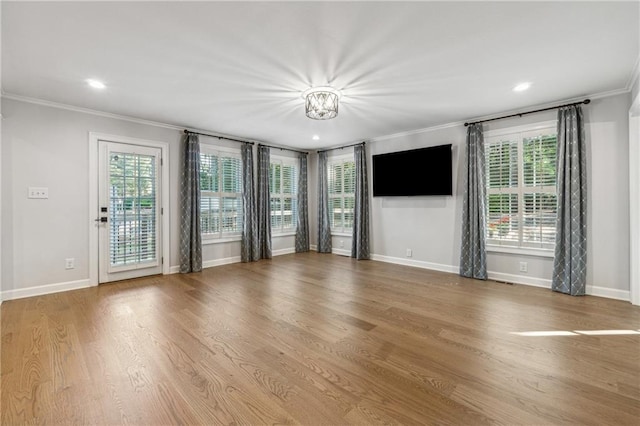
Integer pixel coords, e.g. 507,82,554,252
583,93,631,296
368,127,465,268
1,92,632,301
0,98,297,299
362,92,632,299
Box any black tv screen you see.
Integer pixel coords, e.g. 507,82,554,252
372,144,452,196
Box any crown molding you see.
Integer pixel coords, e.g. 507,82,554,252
371,120,465,142
365,87,631,147
1,91,185,131
0,91,269,146
3,85,631,153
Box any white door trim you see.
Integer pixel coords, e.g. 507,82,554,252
629,93,640,306
89,132,170,286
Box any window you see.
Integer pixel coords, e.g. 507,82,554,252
485,123,557,250
328,155,355,234
199,147,243,239
270,157,298,233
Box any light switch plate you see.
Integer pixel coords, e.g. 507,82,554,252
28,187,49,199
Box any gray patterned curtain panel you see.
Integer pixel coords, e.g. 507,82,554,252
460,124,487,279
295,153,310,252
241,143,260,262
552,106,587,296
179,133,203,273
317,151,332,253
352,144,370,260
257,145,272,259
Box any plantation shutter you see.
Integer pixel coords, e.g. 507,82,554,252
221,156,243,233
199,150,243,237
522,132,557,247
200,153,220,234
484,125,557,250
282,164,297,229
328,163,343,229
486,140,519,245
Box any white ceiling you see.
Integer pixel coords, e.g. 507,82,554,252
2,1,639,149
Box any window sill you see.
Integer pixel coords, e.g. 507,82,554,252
203,236,242,245
331,232,352,237
487,245,554,258
273,231,297,238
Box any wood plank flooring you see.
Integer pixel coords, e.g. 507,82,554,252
2,252,639,425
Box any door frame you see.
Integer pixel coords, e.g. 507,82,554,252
89,132,170,286
630,92,639,306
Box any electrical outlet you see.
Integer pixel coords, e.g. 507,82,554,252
65,258,75,270
406,248,412,257
28,187,49,199
340,240,344,248
519,261,528,273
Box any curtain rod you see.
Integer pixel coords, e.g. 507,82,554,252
464,99,590,127
317,141,365,154
184,129,255,145
258,143,308,155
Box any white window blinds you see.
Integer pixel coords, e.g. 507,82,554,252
485,125,557,250
200,148,243,238
328,156,355,233
270,157,298,232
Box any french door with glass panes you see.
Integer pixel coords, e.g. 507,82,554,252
98,141,162,283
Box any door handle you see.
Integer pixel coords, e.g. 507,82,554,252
95,217,108,223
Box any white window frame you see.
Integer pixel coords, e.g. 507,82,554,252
484,121,557,257
328,153,356,235
270,155,298,235
199,145,243,243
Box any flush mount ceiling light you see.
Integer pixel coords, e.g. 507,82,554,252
302,86,341,120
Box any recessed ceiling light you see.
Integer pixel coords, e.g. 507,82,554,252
86,79,106,89
513,82,531,92
312,135,320,141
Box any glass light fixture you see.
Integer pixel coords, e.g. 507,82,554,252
302,86,341,120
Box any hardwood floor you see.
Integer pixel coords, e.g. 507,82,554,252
2,253,639,425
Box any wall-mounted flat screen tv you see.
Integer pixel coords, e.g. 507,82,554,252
372,144,452,196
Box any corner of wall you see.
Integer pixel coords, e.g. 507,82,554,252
629,55,640,102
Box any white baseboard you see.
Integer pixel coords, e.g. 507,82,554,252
369,255,630,302
371,254,458,274
487,272,629,300
487,271,551,288
332,248,351,256
1,279,93,301
310,244,318,251
586,285,630,301
5,254,630,303
273,247,296,257
203,256,241,269
170,247,295,274
169,255,241,273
